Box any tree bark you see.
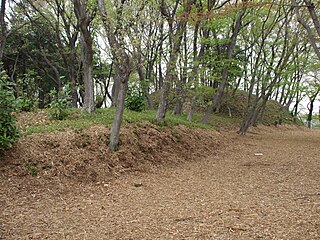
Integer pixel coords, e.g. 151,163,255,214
0,0,7,64
307,88,320,128
173,28,188,115
74,0,95,113
239,2,290,134
40,49,61,90
109,56,130,151
203,5,247,124
97,0,131,151
294,0,320,60
156,0,195,122
133,43,154,110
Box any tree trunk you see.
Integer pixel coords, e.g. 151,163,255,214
68,47,78,107
134,45,154,110
187,95,196,121
0,0,6,64
173,29,188,115
81,33,95,113
307,89,320,129
172,81,185,115
156,0,195,122
156,75,172,122
295,0,320,60
187,20,203,121
97,0,131,151
74,0,95,113
307,100,314,129
109,57,130,151
40,49,61,91
203,6,247,124
251,95,269,126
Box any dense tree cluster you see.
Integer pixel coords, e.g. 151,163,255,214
1,0,320,150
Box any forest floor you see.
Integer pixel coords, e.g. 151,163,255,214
1,124,320,239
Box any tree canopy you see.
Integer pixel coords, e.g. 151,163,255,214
1,0,320,149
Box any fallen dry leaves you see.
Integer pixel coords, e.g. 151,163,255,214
0,124,319,239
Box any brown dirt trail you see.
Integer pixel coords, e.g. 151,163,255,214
1,126,320,239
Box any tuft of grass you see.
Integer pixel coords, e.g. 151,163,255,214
24,161,38,177
164,113,214,129
22,108,115,135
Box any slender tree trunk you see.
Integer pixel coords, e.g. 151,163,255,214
203,6,247,124
156,63,174,121
134,45,154,110
97,0,131,151
304,0,320,37
292,90,300,123
307,100,314,128
40,49,61,90
173,29,188,115
0,0,6,64
109,56,130,151
251,95,269,126
187,16,205,121
74,0,95,113
68,47,78,107
81,33,95,113
187,95,196,121
156,0,195,122
307,89,320,128
295,0,320,60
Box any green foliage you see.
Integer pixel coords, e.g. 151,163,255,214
125,83,146,112
192,86,216,109
48,86,71,120
17,95,37,112
0,71,20,154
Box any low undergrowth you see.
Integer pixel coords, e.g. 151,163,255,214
18,108,218,136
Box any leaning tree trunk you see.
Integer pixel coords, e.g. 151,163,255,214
203,6,247,124
295,0,320,60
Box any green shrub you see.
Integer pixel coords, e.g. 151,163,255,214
125,84,145,112
0,71,19,154
17,95,37,112
48,86,71,120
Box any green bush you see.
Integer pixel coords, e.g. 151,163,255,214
125,84,145,112
48,87,71,120
17,95,37,112
0,71,19,154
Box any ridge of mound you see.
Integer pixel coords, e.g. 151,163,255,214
1,123,222,183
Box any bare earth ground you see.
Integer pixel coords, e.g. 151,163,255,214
1,125,320,239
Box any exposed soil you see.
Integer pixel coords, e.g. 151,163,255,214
1,124,319,239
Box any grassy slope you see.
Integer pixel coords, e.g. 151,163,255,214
18,89,296,136
18,109,213,136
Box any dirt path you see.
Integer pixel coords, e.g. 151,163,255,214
1,126,320,239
